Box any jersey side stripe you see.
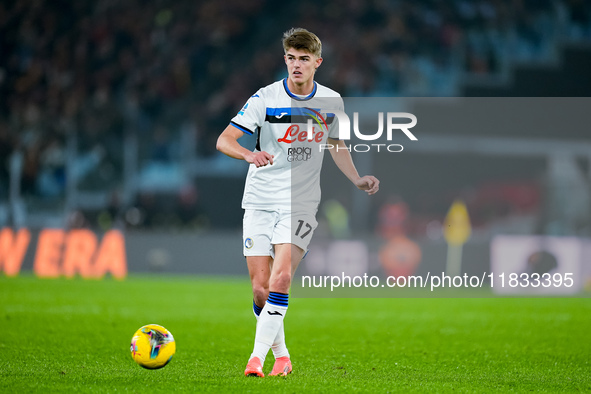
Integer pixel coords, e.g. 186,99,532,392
265,107,333,116
265,107,335,124
265,115,335,124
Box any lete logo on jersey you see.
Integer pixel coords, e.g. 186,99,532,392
277,107,328,144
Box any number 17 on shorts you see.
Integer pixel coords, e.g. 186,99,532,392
290,212,317,253
243,210,317,256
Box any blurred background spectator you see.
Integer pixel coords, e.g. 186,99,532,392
1,0,590,234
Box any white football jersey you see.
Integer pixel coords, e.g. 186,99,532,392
230,78,343,213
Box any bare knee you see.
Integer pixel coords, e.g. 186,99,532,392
247,256,271,306
252,283,269,306
270,270,292,293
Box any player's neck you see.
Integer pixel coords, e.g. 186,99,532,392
286,78,315,96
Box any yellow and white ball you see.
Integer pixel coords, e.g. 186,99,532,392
130,324,176,369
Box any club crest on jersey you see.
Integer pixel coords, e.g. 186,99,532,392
303,107,329,131
244,237,254,249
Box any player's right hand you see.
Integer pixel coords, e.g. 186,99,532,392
245,151,274,167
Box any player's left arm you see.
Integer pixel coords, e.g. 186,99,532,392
327,137,380,195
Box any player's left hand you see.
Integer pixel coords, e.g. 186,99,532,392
355,175,380,195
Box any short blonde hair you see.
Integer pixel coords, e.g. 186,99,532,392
282,28,322,58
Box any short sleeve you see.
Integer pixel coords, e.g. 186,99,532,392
230,91,265,135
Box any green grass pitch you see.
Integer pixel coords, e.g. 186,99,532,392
1,274,590,393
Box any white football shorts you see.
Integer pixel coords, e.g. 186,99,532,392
242,209,318,256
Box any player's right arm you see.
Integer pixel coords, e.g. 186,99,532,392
216,125,274,167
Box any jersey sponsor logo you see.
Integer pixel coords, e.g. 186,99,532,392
278,125,324,144
277,108,329,162
277,107,328,144
287,147,312,162
275,112,288,119
244,237,254,249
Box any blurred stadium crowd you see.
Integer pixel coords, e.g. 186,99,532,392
0,0,590,230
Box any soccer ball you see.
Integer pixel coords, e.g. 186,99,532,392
130,324,176,369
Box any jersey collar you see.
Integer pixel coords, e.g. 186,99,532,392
283,78,317,101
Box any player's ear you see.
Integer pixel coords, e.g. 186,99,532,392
315,57,323,70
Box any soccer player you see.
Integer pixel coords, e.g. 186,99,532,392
216,28,379,377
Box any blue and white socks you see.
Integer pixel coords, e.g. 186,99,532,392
252,300,263,317
250,292,289,364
